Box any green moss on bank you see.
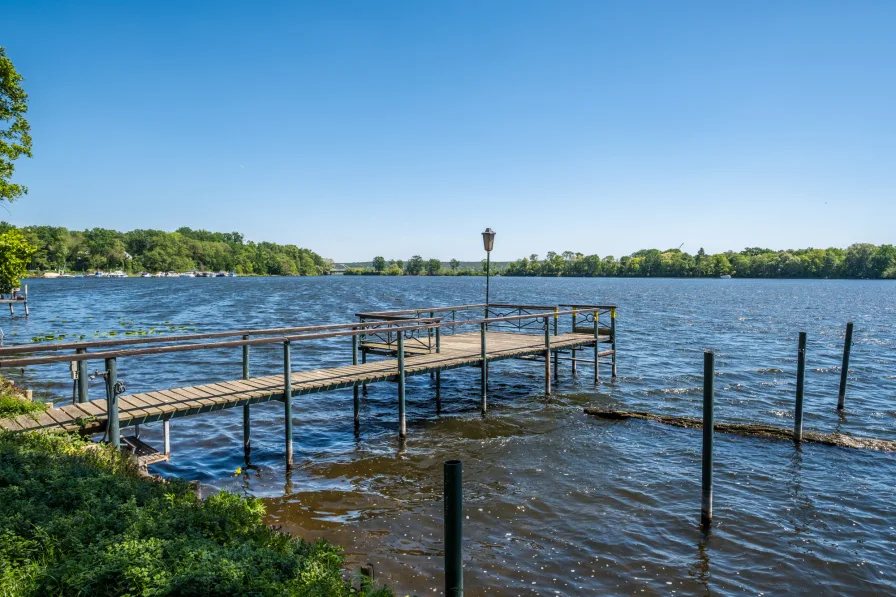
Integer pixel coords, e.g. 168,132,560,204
0,431,392,596
0,377,45,419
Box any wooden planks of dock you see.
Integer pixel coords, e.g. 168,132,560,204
0,330,609,435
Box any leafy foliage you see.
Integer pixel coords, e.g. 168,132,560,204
0,375,45,418
0,431,393,596
11,224,329,276
0,228,37,292
0,46,32,203
503,244,896,279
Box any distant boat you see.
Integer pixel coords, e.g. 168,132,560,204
228,272,237,277
720,274,732,279
93,271,105,278
140,272,152,278
180,272,195,278
108,270,128,278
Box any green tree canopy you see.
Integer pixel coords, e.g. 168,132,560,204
0,47,31,203
0,228,36,292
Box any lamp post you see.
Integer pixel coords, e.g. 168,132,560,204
481,228,496,311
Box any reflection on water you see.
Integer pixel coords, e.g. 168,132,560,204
7,277,896,594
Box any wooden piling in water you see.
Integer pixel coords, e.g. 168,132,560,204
553,308,559,380
480,322,487,415
838,322,853,410
435,326,442,413
794,332,806,442
444,460,463,597
163,419,170,457
571,311,578,376
283,340,293,469
701,351,714,527
397,333,406,438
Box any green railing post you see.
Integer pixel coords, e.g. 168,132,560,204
398,333,406,439
444,460,464,597
283,340,293,469
593,311,600,385
570,310,577,376
76,348,89,403
611,308,617,378
480,322,487,415
702,350,714,527
794,332,807,442
837,322,853,410
105,357,120,449
544,321,551,395
242,335,250,452
352,330,360,430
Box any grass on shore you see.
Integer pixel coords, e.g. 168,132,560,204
0,376,45,419
0,431,394,596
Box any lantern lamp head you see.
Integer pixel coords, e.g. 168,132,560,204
481,228,496,253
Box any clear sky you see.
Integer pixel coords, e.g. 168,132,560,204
2,1,894,262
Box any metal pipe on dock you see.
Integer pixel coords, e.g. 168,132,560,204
105,357,120,449
480,322,487,415
571,311,577,376
838,322,853,410
76,348,88,403
611,308,617,378
701,351,714,528
352,331,360,430
283,340,293,469
794,332,807,442
593,311,600,385
435,326,441,413
242,336,250,452
444,460,463,597
553,308,559,380
544,322,551,395
398,333,406,439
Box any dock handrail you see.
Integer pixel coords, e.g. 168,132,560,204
0,308,602,368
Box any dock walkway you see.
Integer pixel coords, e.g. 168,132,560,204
0,330,605,434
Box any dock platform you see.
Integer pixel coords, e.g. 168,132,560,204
0,303,617,468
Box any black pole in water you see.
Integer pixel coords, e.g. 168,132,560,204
794,332,807,442
837,322,853,410
444,460,463,597
701,351,714,528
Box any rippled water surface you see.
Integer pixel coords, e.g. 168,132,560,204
6,277,895,595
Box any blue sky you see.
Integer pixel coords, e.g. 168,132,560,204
2,1,894,261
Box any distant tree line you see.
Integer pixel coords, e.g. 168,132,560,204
345,245,896,279
503,245,896,279
344,255,487,276
3,224,330,276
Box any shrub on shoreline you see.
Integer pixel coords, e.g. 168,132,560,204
0,431,393,596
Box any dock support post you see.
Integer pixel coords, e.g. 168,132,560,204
352,331,360,430
361,347,368,396
435,326,442,413
163,419,170,458
444,460,463,597
480,322,487,415
398,333,406,439
611,308,617,378
837,322,853,410
553,308,559,381
701,351,714,528
23,286,28,317
77,348,88,403
593,311,600,385
283,340,293,469
242,336,250,452
794,332,806,442
571,311,577,376
105,357,120,449
544,322,552,395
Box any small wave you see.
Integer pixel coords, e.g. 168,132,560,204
645,387,702,396
757,368,784,374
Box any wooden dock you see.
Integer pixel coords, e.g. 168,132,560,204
0,303,617,468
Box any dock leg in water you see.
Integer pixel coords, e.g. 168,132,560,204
593,311,600,385
352,332,360,432
611,308,617,378
435,371,441,414
398,334,406,439
105,357,120,449
361,349,368,396
242,338,250,452
163,419,171,458
480,323,488,415
77,348,89,403
794,332,806,442
283,340,293,469
544,323,552,395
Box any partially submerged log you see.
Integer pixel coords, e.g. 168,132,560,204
583,408,896,452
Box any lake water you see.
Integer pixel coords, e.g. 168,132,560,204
5,276,895,595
